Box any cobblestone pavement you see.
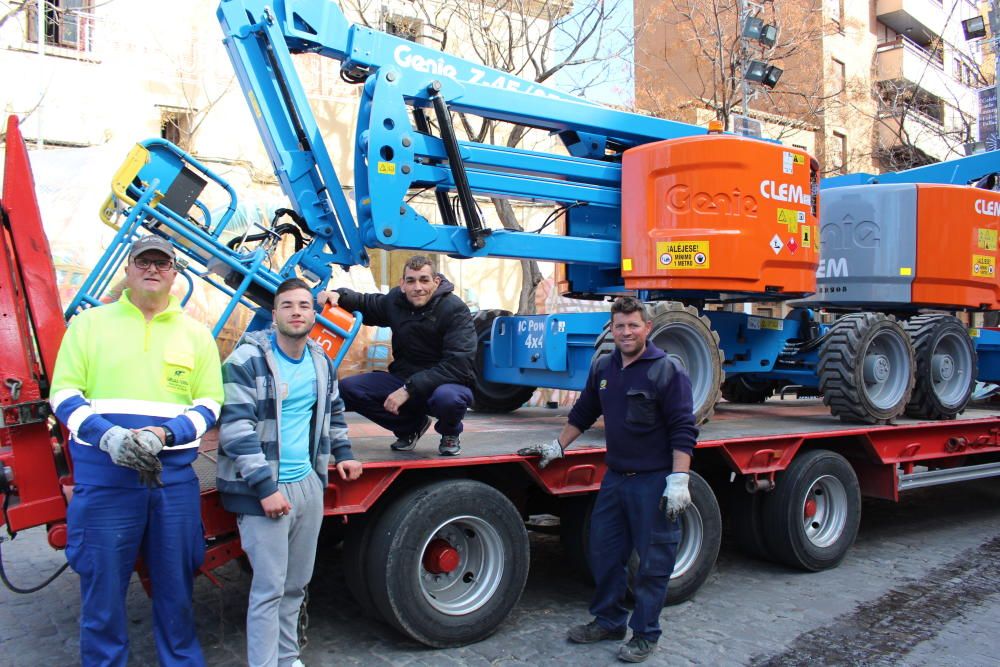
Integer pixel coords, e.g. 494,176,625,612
2,479,999,666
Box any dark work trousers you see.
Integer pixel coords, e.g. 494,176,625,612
588,469,680,642
339,371,473,437
65,478,206,667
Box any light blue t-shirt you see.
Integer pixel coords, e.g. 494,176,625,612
271,336,317,483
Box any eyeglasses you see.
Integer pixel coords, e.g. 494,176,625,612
132,257,175,272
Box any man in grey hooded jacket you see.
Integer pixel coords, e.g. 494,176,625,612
218,278,362,667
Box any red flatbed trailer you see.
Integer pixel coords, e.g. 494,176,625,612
4,115,1000,647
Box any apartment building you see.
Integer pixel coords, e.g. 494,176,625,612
0,0,579,317
634,0,989,175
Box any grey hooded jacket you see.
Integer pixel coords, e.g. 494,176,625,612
216,331,354,516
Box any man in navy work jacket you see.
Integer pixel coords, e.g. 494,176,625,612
519,295,698,663
321,255,477,456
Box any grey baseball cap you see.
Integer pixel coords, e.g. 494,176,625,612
128,235,176,260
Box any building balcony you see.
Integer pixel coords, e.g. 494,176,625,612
877,111,964,165
876,0,944,46
876,36,976,111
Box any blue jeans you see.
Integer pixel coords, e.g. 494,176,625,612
65,479,205,667
588,469,680,642
339,371,473,437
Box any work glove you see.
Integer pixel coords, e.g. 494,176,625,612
133,429,164,457
659,472,691,521
517,439,564,468
132,430,165,488
99,426,163,479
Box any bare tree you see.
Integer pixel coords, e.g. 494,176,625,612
857,33,986,172
342,0,636,313
634,0,832,141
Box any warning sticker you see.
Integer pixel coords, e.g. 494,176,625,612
801,225,812,248
972,254,996,277
978,228,998,250
769,234,784,255
377,161,396,175
970,328,982,338
776,208,805,233
783,152,794,174
748,317,784,331
787,237,799,254
656,241,710,269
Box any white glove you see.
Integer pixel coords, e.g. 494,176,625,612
659,472,692,521
99,426,161,474
517,439,564,468
133,429,164,457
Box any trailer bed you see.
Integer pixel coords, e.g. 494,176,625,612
343,398,1000,462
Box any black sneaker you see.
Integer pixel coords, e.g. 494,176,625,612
617,635,656,663
438,434,461,456
390,416,431,451
567,620,626,644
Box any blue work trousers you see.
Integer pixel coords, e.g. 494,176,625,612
65,478,206,667
339,371,473,437
588,469,680,642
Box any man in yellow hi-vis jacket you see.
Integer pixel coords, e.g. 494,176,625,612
50,236,224,667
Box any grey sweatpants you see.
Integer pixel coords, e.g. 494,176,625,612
238,472,324,667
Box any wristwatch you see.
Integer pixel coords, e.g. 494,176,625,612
162,425,175,447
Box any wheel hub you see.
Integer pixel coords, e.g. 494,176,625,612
422,538,461,574
864,354,891,384
803,498,817,519
931,353,955,383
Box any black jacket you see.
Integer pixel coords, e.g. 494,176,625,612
337,276,477,397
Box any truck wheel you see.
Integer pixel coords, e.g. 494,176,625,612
904,315,976,420
366,480,530,648
721,376,774,404
761,449,861,571
648,302,724,424
728,483,771,561
559,494,594,580
471,309,536,413
819,312,914,424
342,515,381,619
627,471,722,605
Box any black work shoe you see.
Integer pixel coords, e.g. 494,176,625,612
438,434,461,456
390,416,431,452
617,635,656,663
567,620,626,644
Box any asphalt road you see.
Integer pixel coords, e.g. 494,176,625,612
2,479,999,666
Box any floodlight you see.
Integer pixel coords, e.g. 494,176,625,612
760,24,778,47
744,60,768,83
762,65,783,89
743,16,764,41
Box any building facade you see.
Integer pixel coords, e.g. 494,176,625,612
634,0,989,175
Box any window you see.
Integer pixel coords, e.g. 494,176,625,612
829,132,847,175
826,0,843,27
160,109,194,151
832,58,846,97
27,0,94,51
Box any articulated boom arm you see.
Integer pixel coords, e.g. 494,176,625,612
217,0,705,292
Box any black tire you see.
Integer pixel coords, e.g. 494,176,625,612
626,471,722,606
471,309,536,413
818,312,915,424
903,315,977,420
648,302,724,424
342,514,382,619
761,449,861,571
559,494,595,580
721,376,775,404
728,483,771,561
366,480,530,647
